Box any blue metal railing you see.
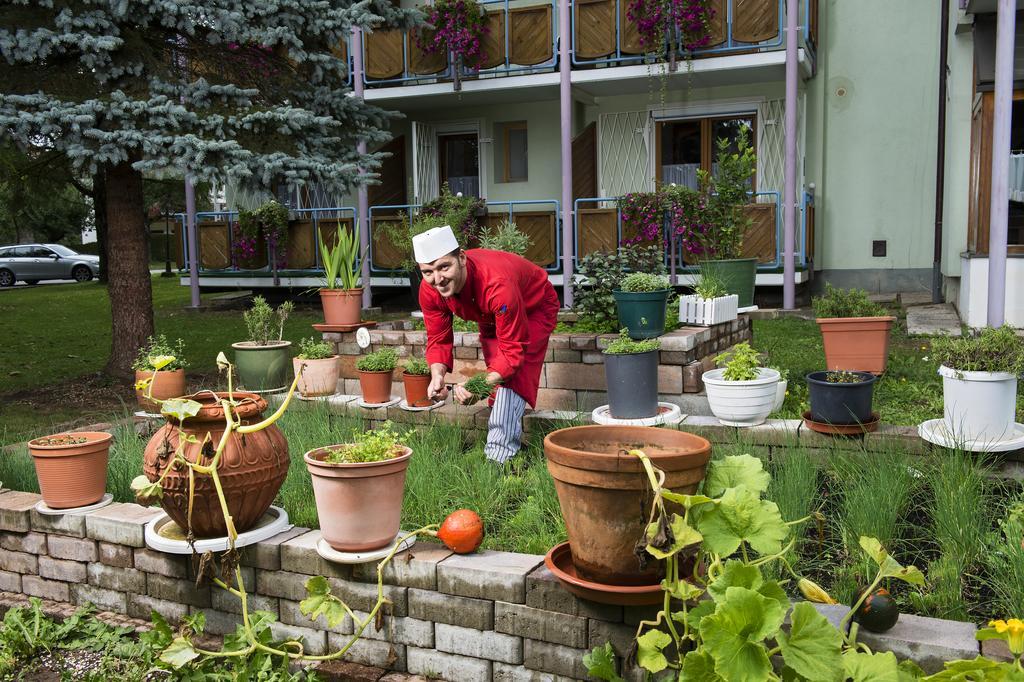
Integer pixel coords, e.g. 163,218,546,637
363,0,559,87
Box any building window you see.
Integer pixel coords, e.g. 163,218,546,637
656,115,756,190
439,133,480,198
496,121,528,183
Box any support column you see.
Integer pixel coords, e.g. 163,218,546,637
353,26,373,309
559,0,574,308
987,0,1015,327
185,176,200,308
782,0,798,310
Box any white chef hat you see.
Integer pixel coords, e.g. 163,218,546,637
412,225,460,264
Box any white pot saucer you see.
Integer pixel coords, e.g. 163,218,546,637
297,391,338,402
143,505,292,554
34,493,113,516
316,533,417,565
399,399,444,412
918,419,1024,453
356,396,401,409
591,403,683,427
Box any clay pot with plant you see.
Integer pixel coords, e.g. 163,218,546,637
133,334,188,411
814,283,895,375
806,370,878,425
305,421,412,551
603,329,661,419
356,348,398,404
29,431,113,509
318,220,362,326
232,296,294,392
402,357,433,406
613,272,672,340
702,342,781,426
293,337,339,397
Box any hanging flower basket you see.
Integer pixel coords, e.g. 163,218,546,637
415,0,490,91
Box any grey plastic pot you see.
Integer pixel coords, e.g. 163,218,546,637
603,349,659,419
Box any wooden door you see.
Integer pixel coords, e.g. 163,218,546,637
572,123,598,201
575,0,615,59
368,135,408,208
510,6,553,65
968,93,992,255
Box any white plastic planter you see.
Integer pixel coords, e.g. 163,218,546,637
679,294,739,327
938,365,1018,443
772,379,788,412
702,367,781,427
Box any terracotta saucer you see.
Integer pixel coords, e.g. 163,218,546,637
802,411,881,436
544,542,664,606
312,321,377,333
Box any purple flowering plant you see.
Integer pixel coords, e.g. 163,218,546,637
626,0,714,55
236,200,289,269
416,0,490,70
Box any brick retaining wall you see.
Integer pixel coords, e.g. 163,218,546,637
0,488,993,680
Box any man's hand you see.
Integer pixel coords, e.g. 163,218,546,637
427,363,449,401
454,371,504,405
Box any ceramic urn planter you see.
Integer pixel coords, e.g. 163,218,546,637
232,340,292,392
29,431,112,509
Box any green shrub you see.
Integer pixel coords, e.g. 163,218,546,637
132,334,189,372
931,325,1024,375
603,328,661,355
243,296,293,345
297,337,334,360
693,263,729,300
403,357,430,375
324,421,406,464
356,348,397,372
812,283,886,319
715,341,762,381
573,244,666,332
619,272,670,293
479,220,531,256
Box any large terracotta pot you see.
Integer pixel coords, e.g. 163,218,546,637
320,288,362,326
817,316,895,375
293,356,340,397
358,370,394,404
29,431,112,509
143,391,289,538
402,372,431,406
134,369,186,411
544,425,711,585
304,446,412,551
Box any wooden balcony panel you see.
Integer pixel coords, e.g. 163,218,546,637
365,28,404,80
618,0,645,54
172,220,184,269
480,12,507,69
510,5,554,65
407,29,447,75
198,221,231,270
483,211,557,266
706,0,728,47
330,38,348,63
575,0,616,59
287,220,317,269
371,215,407,269
733,0,779,43
739,202,777,264
809,0,818,46
577,208,618,257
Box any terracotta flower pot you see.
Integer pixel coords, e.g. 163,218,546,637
359,370,394,404
134,369,186,411
320,288,362,326
402,372,431,407
143,391,289,538
29,431,112,509
817,316,895,375
544,425,711,585
304,446,412,551
293,356,340,397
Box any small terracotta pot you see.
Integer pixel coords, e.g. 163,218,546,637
293,356,340,397
134,369,186,411
402,372,431,406
29,431,112,509
544,425,711,586
817,316,895,375
359,369,394,404
320,288,362,326
304,446,412,551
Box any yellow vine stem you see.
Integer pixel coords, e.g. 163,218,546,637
237,373,301,435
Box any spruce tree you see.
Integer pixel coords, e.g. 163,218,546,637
0,1,416,377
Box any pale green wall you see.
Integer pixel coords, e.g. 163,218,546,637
942,3,976,278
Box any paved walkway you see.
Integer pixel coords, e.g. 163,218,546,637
906,303,962,336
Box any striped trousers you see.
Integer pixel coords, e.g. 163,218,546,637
484,386,528,464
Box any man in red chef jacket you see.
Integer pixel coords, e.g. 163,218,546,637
413,225,560,464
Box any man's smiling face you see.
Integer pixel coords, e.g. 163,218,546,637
418,250,467,298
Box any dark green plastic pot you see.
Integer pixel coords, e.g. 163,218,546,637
232,341,292,392
700,258,757,308
613,289,670,340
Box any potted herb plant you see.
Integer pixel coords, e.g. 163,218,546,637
806,370,878,425
813,283,894,374
232,296,294,392
318,221,362,326
931,325,1024,442
479,219,531,256
679,264,739,326
29,431,112,509
613,272,672,339
602,329,661,419
356,347,398,404
304,421,412,551
401,357,432,407
702,342,781,426
132,334,188,411
292,337,339,397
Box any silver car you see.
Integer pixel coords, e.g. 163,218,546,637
0,243,101,287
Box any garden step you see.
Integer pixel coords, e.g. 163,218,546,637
906,303,962,336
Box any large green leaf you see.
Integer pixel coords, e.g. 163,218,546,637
160,637,199,669
661,491,715,510
662,577,704,603
684,599,717,632
705,560,790,613
645,513,703,560
680,649,725,681
701,587,786,681
922,657,1024,681
697,486,789,557
583,643,624,682
844,650,901,682
777,602,844,682
636,629,672,673
859,537,925,586
299,575,348,629
161,398,203,422
703,454,771,497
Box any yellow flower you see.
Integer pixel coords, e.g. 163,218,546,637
134,378,153,391
901,377,906,382
799,578,837,605
990,619,1024,656
920,344,927,351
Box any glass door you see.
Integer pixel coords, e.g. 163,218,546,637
656,115,756,189
439,133,481,198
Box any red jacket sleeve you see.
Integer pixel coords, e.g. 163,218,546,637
485,282,529,380
420,284,454,371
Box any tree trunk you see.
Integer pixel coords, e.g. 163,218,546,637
103,159,153,379
93,169,109,283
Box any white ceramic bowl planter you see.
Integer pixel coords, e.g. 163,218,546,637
679,294,739,327
702,367,781,427
938,365,1018,443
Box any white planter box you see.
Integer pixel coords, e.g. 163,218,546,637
938,365,1018,443
702,367,781,427
679,294,739,327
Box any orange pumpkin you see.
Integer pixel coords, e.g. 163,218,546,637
438,509,484,554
